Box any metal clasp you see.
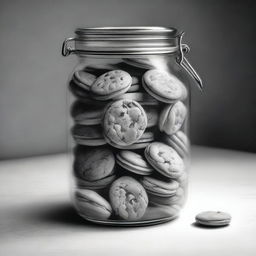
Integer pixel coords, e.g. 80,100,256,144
177,32,203,90
62,38,75,57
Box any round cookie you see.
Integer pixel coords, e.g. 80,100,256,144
103,99,147,147
145,142,185,179
141,177,179,197
108,130,154,150
143,105,159,128
163,131,189,158
159,101,187,135
116,150,153,176
149,187,185,206
91,70,132,100
109,176,148,220
131,76,139,85
75,189,112,220
195,211,231,227
73,70,97,91
142,69,183,103
71,101,103,125
114,92,159,106
72,125,106,146
75,174,116,190
74,146,115,181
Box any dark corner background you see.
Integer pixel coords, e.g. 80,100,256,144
0,0,255,159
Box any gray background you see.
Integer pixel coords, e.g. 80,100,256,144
0,0,255,159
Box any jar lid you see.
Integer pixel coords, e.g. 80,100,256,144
62,26,203,89
63,26,180,55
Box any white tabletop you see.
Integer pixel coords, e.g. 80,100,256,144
0,146,256,256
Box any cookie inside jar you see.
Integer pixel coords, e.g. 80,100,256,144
68,55,190,226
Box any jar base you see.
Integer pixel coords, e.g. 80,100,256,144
78,213,179,227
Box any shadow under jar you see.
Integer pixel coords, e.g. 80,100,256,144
62,27,202,226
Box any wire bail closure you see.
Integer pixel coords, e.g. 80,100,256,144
177,32,203,90
62,28,202,90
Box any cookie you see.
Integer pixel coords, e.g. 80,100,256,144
75,174,116,190
116,150,153,176
141,177,179,197
109,176,148,220
149,187,184,206
114,92,159,106
159,101,187,135
143,105,159,128
103,100,147,147
142,70,183,103
74,146,115,181
123,57,155,69
108,130,154,150
195,211,231,227
127,84,140,92
73,70,97,91
75,189,112,220
163,131,189,158
71,101,103,125
91,70,132,100
69,80,91,99
72,125,106,146
145,142,184,179
131,76,139,85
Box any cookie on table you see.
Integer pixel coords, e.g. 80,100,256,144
72,125,106,146
195,211,231,227
109,176,148,220
114,92,159,106
73,70,97,91
163,131,189,159
75,189,112,220
141,176,179,197
74,146,115,182
145,142,184,179
90,70,132,100
71,101,103,125
116,150,153,176
109,130,154,150
142,69,184,103
159,101,187,135
103,99,147,147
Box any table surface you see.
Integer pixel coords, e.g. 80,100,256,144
0,146,256,256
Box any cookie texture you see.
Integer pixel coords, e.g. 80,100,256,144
195,211,231,226
74,146,115,181
159,101,187,135
143,69,183,103
145,142,184,179
91,70,132,100
103,100,147,147
116,150,153,175
73,70,97,91
109,176,148,220
75,189,112,219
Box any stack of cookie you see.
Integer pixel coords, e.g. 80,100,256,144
69,60,189,223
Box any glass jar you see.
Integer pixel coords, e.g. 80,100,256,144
62,27,202,226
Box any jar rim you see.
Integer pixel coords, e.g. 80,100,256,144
71,26,181,55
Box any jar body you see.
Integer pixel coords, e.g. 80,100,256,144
68,54,191,226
